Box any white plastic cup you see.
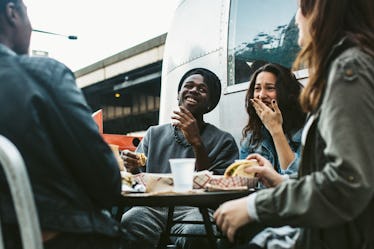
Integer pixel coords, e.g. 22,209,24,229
169,158,196,192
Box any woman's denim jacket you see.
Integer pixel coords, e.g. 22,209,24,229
240,126,302,175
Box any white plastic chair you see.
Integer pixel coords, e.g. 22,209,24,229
0,135,43,249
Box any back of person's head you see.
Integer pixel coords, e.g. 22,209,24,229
243,63,305,145
0,0,18,34
178,68,222,113
0,0,31,55
295,0,374,112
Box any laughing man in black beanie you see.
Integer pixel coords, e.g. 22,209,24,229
121,68,239,249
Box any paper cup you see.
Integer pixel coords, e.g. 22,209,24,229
169,158,196,192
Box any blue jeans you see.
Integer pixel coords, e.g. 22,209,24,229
121,206,214,249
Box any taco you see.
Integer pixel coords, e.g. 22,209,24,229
224,159,259,178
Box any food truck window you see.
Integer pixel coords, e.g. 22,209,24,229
228,0,300,85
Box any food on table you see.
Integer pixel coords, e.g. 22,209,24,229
137,153,147,167
121,171,134,187
224,159,259,178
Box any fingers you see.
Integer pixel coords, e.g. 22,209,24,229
251,98,269,110
243,157,284,187
244,165,263,176
121,150,140,170
246,154,274,170
171,106,195,127
251,98,278,113
271,99,281,113
251,99,275,121
214,200,247,243
172,106,194,119
121,150,138,160
250,99,263,114
221,220,236,242
171,114,185,127
226,227,237,242
214,206,236,242
178,106,194,118
245,153,266,166
213,208,221,226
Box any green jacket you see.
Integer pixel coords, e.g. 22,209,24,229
254,41,374,249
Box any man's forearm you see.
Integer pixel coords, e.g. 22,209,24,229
192,142,211,171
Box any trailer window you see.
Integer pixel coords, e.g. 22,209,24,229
228,0,299,85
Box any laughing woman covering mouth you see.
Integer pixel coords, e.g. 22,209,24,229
240,63,306,175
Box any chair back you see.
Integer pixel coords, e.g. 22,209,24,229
0,135,43,249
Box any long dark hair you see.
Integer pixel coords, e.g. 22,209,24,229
294,0,374,112
242,63,306,147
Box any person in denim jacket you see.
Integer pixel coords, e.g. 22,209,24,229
234,64,305,248
240,63,306,175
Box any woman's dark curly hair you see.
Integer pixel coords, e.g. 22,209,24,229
242,63,306,147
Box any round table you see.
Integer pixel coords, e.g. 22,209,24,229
119,189,255,249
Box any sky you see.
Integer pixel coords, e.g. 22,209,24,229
26,0,178,72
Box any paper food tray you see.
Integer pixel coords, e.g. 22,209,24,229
122,171,257,193
206,176,258,191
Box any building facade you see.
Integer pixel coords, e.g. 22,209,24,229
75,34,166,135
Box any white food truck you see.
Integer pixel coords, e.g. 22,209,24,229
159,0,308,145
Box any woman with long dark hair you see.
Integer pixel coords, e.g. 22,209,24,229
241,63,305,174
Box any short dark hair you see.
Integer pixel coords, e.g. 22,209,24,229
0,0,18,13
178,68,222,113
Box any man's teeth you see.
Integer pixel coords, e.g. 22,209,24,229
186,97,197,103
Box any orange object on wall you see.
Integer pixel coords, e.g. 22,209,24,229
102,134,141,151
92,109,142,152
